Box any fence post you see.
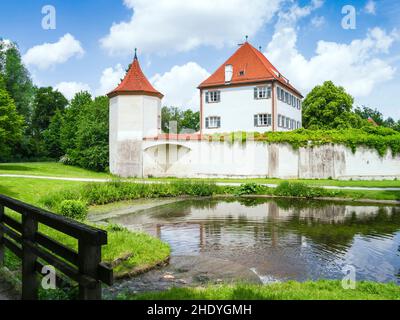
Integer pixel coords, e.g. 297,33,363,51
78,240,101,300
21,214,38,300
0,205,4,266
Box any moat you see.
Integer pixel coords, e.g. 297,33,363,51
101,198,400,297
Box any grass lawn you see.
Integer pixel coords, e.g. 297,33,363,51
0,177,170,296
1,162,400,188
124,280,400,300
0,162,111,179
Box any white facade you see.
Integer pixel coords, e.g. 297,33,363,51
109,94,161,177
201,82,302,134
142,140,400,180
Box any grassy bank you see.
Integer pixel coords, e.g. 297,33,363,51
0,177,170,298
123,280,400,300
1,162,400,189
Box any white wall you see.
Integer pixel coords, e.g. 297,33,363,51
141,140,400,180
109,94,161,177
202,85,273,134
276,85,302,132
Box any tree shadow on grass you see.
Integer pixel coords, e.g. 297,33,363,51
0,164,35,172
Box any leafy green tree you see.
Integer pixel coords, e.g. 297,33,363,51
60,91,92,152
181,109,200,132
31,87,68,135
354,106,384,126
302,81,363,129
43,110,65,158
161,106,200,133
0,87,25,159
1,43,34,121
69,96,109,171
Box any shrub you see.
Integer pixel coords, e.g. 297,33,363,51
274,181,328,198
236,183,264,195
59,200,88,220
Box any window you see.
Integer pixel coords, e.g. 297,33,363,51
277,87,282,100
278,114,282,127
254,86,271,99
291,119,295,129
284,92,289,104
206,91,220,103
254,113,272,127
297,121,301,129
239,70,245,76
286,117,290,129
205,116,221,129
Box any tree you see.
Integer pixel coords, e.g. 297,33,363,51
1,43,34,121
43,110,65,158
68,96,109,171
31,87,68,136
302,81,363,129
161,106,200,133
354,106,384,126
60,91,92,152
0,87,25,159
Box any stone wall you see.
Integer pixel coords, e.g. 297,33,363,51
111,139,400,180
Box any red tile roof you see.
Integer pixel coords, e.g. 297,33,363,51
107,55,163,98
198,42,302,97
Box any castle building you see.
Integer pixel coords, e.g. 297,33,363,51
198,42,303,134
107,46,399,180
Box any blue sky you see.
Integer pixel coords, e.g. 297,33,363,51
1,0,399,118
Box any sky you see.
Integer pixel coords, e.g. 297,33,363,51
1,0,399,118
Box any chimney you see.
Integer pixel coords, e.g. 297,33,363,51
225,64,233,83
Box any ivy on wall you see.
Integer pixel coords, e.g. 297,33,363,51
205,127,400,157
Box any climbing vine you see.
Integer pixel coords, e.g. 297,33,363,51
205,126,400,157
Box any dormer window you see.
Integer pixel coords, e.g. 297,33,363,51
205,91,221,103
254,86,271,99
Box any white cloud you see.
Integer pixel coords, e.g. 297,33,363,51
277,0,323,29
100,0,282,55
311,16,325,28
150,62,210,109
95,64,126,96
364,0,376,15
22,33,84,70
265,27,397,97
55,82,91,100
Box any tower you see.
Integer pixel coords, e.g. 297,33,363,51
107,50,163,177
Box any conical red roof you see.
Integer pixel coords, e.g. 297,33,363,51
108,55,163,98
198,42,302,97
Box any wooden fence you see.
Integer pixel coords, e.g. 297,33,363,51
0,194,113,300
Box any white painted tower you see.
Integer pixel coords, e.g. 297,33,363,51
107,50,163,177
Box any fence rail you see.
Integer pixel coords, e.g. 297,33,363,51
0,194,113,300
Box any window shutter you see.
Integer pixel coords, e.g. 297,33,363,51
254,88,258,99
205,92,209,103
217,91,220,102
254,115,258,127
205,118,209,129
217,117,221,128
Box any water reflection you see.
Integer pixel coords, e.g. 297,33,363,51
111,198,400,283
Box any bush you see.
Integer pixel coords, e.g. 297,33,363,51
274,182,329,198
59,200,88,220
236,183,265,195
